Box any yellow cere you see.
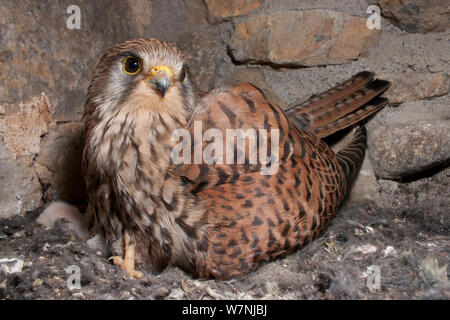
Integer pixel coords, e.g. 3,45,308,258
151,65,174,79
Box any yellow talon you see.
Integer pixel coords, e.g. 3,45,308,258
108,232,142,279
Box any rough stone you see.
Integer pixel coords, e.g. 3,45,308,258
368,94,450,126
0,0,150,122
380,72,449,104
379,0,450,33
0,94,52,217
229,10,381,67
260,26,450,107
129,0,153,35
0,93,52,159
368,120,450,179
185,0,209,26
176,30,222,92
367,94,450,179
204,0,261,21
0,149,42,217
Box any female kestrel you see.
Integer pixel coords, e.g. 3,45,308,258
82,38,390,279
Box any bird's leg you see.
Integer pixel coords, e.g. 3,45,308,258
108,231,143,278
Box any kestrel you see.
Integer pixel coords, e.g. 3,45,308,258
82,38,390,279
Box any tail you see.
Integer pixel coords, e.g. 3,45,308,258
286,71,390,193
336,126,367,192
286,71,390,138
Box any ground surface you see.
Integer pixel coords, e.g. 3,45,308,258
1,169,448,300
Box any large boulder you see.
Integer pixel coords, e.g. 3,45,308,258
0,94,52,217
380,72,449,105
379,0,450,33
229,10,381,67
367,96,450,179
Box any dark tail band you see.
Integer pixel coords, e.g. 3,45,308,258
336,126,367,193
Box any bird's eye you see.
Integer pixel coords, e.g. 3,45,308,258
123,56,141,75
179,65,188,82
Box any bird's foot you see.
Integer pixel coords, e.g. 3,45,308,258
108,232,142,279
108,256,142,278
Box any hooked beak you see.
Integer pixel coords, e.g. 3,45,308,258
148,66,173,97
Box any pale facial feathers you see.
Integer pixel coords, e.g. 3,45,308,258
84,38,194,125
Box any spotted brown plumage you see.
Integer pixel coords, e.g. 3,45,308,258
82,38,390,279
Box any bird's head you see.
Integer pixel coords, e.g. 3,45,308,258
85,38,195,121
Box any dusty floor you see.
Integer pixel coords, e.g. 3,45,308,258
1,168,448,300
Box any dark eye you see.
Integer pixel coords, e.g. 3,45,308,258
123,56,141,75
179,64,188,82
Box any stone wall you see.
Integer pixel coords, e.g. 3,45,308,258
1,0,449,218
0,0,153,216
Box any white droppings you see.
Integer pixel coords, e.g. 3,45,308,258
383,246,396,257
355,244,378,255
364,226,375,234
0,258,24,274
